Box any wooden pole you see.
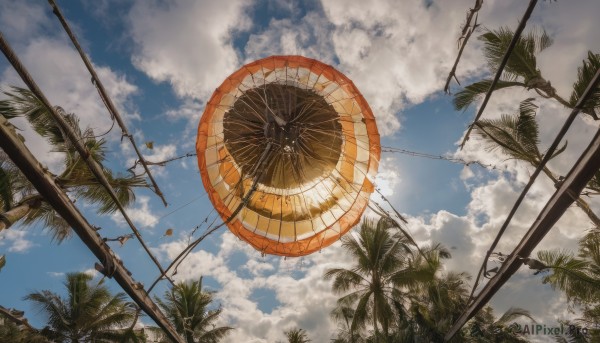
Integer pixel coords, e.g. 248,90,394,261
0,115,184,343
0,31,173,288
444,116,600,341
459,0,538,149
47,0,168,207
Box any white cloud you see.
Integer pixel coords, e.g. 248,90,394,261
374,156,401,197
47,271,66,278
157,231,352,342
244,10,335,63
83,267,99,278
142,144,177,164
0,0,52,43
126,143,179,177
1,23,139,172
165,98,204,122
111,196,159,229
320,0,486,135
128,0,252,100
0,229,35,253
1,38,139,136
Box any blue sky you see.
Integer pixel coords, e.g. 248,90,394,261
1,0,600,341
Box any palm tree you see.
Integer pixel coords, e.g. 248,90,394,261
324,218,440,341
465,306,533,343
284,328,311,343
0,312,50,343
453,27,599,120
473,98,600,227
0,87,148,241
24,272,140,342
404,271,472,342
533,227,600,340
330,306,366,343
535,235,600,341
155,277,232,343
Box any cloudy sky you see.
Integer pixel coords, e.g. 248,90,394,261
1,0,599,342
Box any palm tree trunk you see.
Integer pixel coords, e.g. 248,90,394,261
542,167,600,227
0,196,42,231
372,298,379,343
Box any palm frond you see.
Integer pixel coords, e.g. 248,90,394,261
569,51,600,117
156,277,231,341
494,307,534,326
537,249,600,302
0,163,14,211
21,202,72,243
480,27,552,82
586,170,600,193
474,98,542,165
453,79,525,111
0,87,65,145
324,268,366,294
0,152,35,202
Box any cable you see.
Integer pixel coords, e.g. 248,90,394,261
382,146,495,168
147,141,275,293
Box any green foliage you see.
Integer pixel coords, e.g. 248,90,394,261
284,328,311,343
0,314,50,343
480,27,552,82
327,218,535,342
474,98,566,166
452,27,554,112
453,79,525,111
0,254,5,272
24,272,139,342
587,170,600,193
569,52,600,114
20,201,72,242
0,87,149,241
0,164,14,212
155,277,232,343
536,232,600,340
465,307,532,343
325,218,460,342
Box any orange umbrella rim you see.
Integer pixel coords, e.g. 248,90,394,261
196,55,380,256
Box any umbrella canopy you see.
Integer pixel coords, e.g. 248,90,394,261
197,55,380,256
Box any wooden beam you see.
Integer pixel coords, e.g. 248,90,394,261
0,31,173,288
444,122,600,340
0,116,184,343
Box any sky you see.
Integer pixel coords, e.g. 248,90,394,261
0,0,599,342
